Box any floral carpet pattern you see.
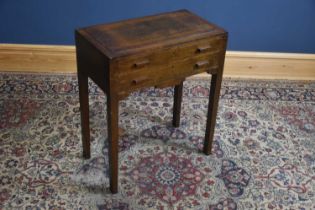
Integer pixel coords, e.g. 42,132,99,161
0,73,315,210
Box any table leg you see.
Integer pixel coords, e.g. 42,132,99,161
172,81,183,127
78,72,91,159
107,95,119,193
203,73,222,155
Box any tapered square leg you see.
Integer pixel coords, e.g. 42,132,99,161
203,73,222,155
172,81,183,127
78,72,91,159
107,95,119,194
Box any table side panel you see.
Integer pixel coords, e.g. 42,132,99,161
75,31,110,93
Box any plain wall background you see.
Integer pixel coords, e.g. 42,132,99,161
1,0,315,53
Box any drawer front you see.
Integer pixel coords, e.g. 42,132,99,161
110,35,226,95
112,51,222,96
111,36,226,75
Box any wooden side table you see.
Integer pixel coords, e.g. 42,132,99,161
75,9,228,193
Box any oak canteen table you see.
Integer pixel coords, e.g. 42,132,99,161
75,9,228,193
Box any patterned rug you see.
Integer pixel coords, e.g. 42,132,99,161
0,73,315,210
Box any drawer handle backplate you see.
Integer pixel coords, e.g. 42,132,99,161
134,59,150,68
197,45,212,53
195,61,210,68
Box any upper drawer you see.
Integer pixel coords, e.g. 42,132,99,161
110,35,226,76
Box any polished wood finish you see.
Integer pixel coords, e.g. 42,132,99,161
78,10,226,58
172,81,183,127
77,72,91,159
75,9,228,193
204,74,223,155
106,94,119,193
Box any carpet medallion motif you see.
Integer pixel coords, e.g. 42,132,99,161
0,73,314,209
120,145,220,209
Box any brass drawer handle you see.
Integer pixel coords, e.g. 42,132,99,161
134,59,150,68
132,76,149,85
195,61,209,68
197,45,212,53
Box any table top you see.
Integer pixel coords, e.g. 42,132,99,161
77,9,227,58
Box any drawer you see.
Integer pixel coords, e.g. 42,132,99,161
110,35,226,76
112,51,222,95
